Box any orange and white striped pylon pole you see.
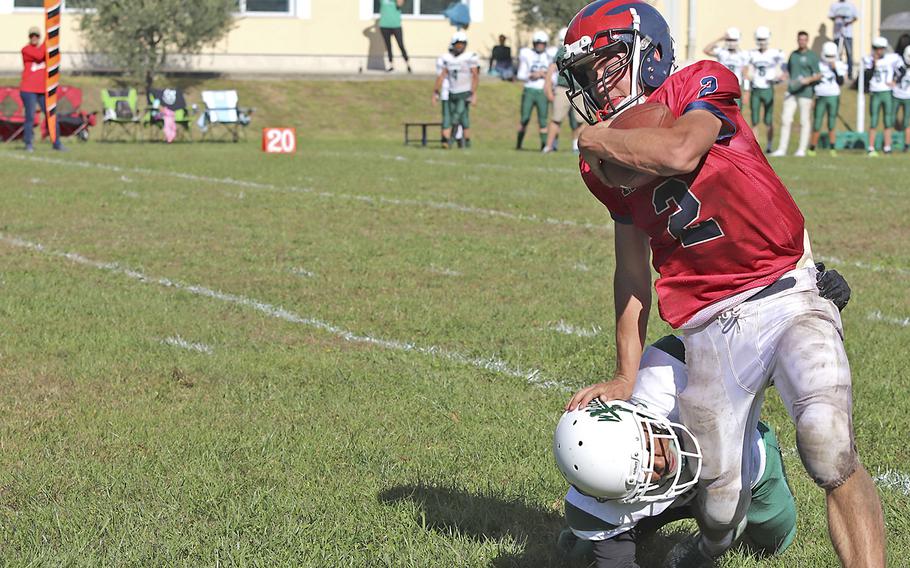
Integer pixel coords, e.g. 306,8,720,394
44,0,61,145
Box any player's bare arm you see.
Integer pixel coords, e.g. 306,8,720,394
470,65,479,105
432,68,448,104
545,62,556,102
566,222,650,411
578,109,721,184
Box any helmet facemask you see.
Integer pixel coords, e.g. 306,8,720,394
559,25,648,124
628,405,703,503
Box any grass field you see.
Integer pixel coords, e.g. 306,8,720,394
0,77,909,567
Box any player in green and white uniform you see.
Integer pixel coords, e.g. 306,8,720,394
434,31,479,149
863,36,902,155
746,27,784,153
894,46,910,152
516,31,552,150
703,27,749,109
555,264,853,568
544,27,585,154
809,42,848,157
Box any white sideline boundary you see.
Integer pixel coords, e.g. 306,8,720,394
0,234,573,393
0,153,610,233
867,310,910,328
817,255,910,277
548,320,602,338
163,336,214,355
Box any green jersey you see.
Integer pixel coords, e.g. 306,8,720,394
378,0,401,28
787,49,820,98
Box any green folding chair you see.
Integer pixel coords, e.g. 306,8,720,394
101,88,141,141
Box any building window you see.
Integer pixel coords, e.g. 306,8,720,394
372,0,456,17
237,0,291,14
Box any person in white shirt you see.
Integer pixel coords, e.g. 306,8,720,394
894,46,910,152
433,32,479,149
516,31,552,150
863,36,902,156
828,0,858,79
809,42,848,156
745,27,785,153
703,27,749,109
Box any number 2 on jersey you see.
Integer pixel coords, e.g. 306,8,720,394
652,179,724,247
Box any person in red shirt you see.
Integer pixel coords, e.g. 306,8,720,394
558,1,884,567
20,26,63,152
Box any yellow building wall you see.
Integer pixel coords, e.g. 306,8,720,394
0,0,885,75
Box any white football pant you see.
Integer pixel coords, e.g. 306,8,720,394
776,95,813,155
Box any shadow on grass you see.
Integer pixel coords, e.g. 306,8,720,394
379,483,692,567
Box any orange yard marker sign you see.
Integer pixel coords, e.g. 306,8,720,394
44,0,61,145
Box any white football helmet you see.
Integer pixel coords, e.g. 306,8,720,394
872,36,889,49
553,400,703,504
450,31,468,54
725,27,741,49
823,41,839,60
532,30,549,46
904,45,910,66
755,26,771,49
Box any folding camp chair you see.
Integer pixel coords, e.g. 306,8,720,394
101,88,141,141
0,86,37,143
45,85,96,141
199,90,253,142
144,88,194,142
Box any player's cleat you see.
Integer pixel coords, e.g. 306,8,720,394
769,150,786,157
794,150,806,157
806,149,816,157
463,138,471,149
441,138,450,149
867,150,879,157
829,149,838,157
541,146,553,154
663,534,716,568
883,146,892,154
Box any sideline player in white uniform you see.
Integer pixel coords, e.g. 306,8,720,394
863,36,902,155
745,27,784,153
809,41,848,156
433,31,479,149
516,31,552,150
703,28,749,108
556,264,852,568
893,46,910,152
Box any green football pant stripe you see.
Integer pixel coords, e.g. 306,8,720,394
813,96,840,132
521,88,548,129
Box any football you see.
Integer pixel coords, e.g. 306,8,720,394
600,102,676,189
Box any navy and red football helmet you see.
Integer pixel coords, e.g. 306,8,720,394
558,1,676,124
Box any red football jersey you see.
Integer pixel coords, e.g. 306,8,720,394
581,60,805,328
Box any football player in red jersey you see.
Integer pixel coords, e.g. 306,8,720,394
557,1,885,566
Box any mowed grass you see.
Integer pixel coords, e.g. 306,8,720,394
0,78,909,567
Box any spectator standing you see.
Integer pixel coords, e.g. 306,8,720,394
828,0,858,79
543,28,585,154
516,31,552,151
863,36,901,156
489,34,515,80
894,46,910,152
746,26,785,153
771,31,821,157
378,0,411,73
20,26,63,152
809,42,847,156
434,32,479,149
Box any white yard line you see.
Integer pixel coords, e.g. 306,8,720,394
867,310,910,328
163,335,214,355
0,153,610,233
290,267,317,278
817,255,910,277
873,469,910,496
428,265,461,277
1,234,573,393
548,320,602,338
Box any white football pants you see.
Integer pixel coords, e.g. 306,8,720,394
776,95,813,155
678,266,858,555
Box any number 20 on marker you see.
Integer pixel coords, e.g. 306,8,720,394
262,128,297,154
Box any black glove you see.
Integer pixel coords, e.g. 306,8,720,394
815,262,851,311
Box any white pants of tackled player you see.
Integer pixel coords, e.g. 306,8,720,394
776,95,813,155
678,266,858,555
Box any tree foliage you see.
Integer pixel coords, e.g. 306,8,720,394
79,0,236,90
514,0,592,33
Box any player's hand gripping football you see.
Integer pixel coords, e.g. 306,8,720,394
565,375,636,412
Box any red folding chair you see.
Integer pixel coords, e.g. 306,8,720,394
0,86,36,143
